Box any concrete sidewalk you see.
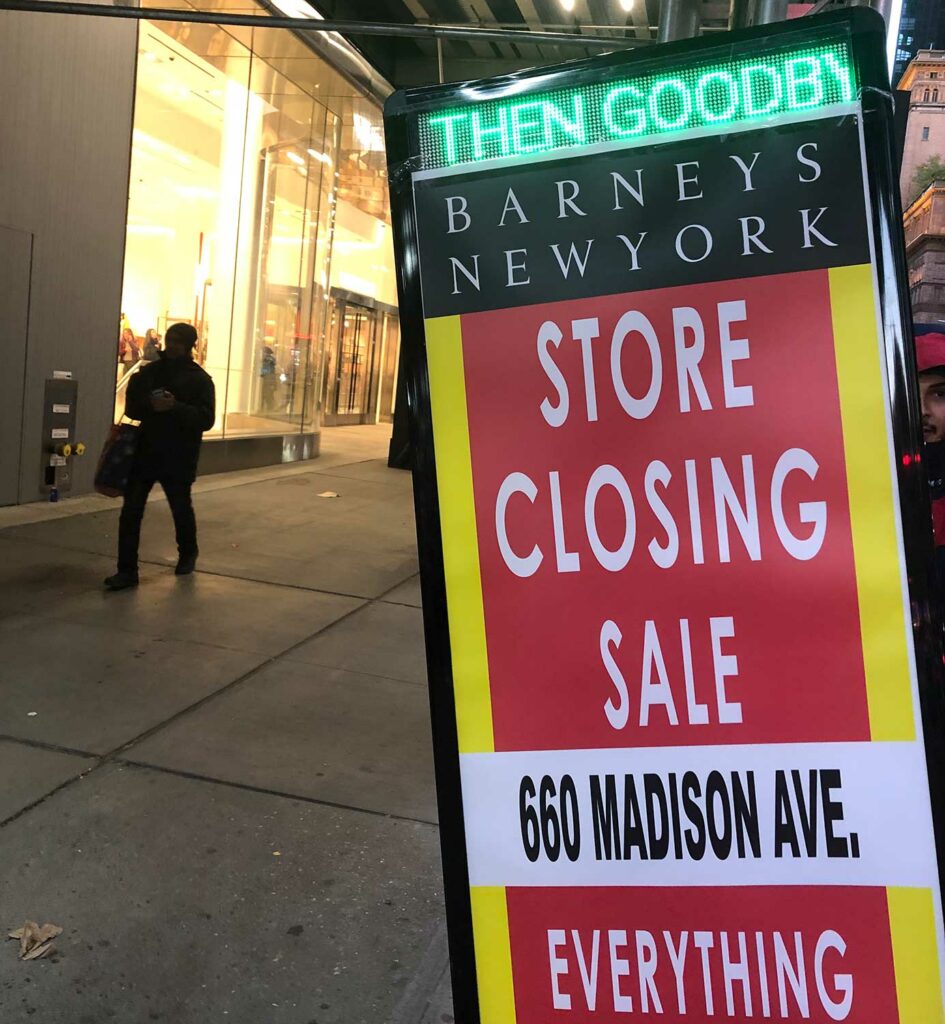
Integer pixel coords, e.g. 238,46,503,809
0,426,454,1023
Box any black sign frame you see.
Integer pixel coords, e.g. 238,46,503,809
384,10,945,1021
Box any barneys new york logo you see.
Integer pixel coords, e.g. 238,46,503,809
441,140,841,295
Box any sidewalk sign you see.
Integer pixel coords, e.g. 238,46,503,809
385,10,945,1021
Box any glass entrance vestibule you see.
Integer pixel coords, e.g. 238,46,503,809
324,290,399,426
116,10,399,467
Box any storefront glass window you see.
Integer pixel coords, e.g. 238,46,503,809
118,7,399,441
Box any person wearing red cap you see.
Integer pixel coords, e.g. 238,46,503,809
915,329,945,550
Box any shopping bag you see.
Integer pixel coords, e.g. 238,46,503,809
94,422,139,497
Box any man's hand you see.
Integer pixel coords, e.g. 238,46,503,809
151,391,176,413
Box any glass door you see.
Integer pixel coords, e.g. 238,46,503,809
325,297,380,424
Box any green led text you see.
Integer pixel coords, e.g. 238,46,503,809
418,42,855,169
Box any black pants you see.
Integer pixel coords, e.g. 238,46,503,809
118,472,197,574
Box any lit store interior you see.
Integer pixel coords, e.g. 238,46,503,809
118,10,399,446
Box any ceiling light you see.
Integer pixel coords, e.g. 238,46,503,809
286,151,305,166
619,0,633,9
560,0,575,10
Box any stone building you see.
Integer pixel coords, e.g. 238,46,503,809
903,181,945,322
899,49,945,206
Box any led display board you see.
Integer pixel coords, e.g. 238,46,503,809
385,10,945,1023
419,40,855,168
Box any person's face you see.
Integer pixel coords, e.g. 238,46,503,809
920,371,945,442
164,335,191,360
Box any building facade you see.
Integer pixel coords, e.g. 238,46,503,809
903,181,945,323
899,49,945,206
0,1,399,506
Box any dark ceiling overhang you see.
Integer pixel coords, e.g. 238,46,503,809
311,0,742,88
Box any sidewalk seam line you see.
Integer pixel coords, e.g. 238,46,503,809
0,569,422,830
114,758,439,828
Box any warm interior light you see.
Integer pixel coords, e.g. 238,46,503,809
286,151,306,166
619,0,633,10
560,0,576,10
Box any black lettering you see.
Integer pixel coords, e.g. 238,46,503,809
732,771,761,858
644,773,669,860
591,774,621,861
774,769,801,858
624,774,649,860
682,771,706,860
792,769,819,857
822,769,850,858
706,770,733,858
668,772,684,859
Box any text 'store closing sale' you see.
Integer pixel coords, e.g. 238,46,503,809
387,11,945,1024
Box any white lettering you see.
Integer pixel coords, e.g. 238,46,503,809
495,473,542,578
498,187,529,226
800,207,838,248
445,194,471,233
612,169,645,210
675,223,713,263
609,930,633,1013
449,255,481,295
617,231,648,271
557,179,587,218
815,930,853,1021
645,460,679,569
718,299,754,408
771,448,827,560
672,306,711,413
538,320,568,428
602,620,630,731
572,317,601,421
550,471,580,573
739,215,773,255
505,248,531,286
548,930,572,1010
611,311,662,420
729,151,761,191
710,616,742,725
797,141,822,182
676,161,703,201
585,465,636,572
640,620,680,727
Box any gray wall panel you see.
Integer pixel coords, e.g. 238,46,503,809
0,8,136,503
0,226,33,506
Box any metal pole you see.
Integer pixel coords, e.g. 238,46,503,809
0,0,654,48
748,0,789,26
437,36,444,84
657,0,701,44
729,0,750,30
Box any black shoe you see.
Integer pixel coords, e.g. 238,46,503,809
104,572,139,591
175,553,198,576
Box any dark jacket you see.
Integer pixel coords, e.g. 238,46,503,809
125,356,215,482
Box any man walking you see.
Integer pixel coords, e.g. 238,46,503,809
105,322,215,591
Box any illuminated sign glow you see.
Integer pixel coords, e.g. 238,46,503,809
418,41,855,169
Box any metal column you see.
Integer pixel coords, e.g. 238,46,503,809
748,0,789,26
657,0,700,43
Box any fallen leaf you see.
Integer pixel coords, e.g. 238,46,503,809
35,924,62,944
23,941,53,961
317,491,340,499
9,920,63,961
19,922,36,958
